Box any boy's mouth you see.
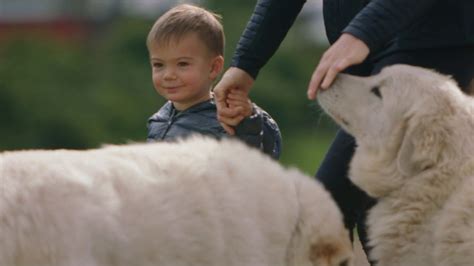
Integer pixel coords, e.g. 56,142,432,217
163,85,182,91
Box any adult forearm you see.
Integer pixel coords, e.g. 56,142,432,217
231,0,306,79
343,0,437,53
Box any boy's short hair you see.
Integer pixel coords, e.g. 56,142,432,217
147,4,224,56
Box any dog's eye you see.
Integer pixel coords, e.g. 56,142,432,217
339,259,349,266
371,86,382,99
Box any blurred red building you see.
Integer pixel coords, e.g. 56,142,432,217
0,0,181,43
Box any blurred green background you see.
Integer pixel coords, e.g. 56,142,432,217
0,0,339,175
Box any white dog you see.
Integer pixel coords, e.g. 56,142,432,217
318,64,474,266
0,136,352,266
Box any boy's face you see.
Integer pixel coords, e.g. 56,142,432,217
149,33,223,111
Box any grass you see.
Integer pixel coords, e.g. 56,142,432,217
279,129,337,175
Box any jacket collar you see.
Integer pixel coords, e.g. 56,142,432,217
155,99,216,120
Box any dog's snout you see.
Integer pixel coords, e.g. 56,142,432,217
329,73,356,89
335,73,352,80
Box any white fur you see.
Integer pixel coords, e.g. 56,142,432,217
0,136,352,266
318,64,474,266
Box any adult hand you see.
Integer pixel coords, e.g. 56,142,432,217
307,33,370,100
214,67,254,135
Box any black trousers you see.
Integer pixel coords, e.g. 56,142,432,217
315,46,474,264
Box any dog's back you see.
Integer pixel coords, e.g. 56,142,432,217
0,137,352,266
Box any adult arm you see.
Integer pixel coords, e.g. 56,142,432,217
308,0,438,98
215,0,306,133
231,0,307,79
343,0,438,53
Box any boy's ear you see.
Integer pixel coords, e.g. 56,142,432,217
209,55,224,80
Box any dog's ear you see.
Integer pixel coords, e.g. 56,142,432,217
397,116,447,176
309,242,337,265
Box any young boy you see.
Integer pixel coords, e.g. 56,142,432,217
146,4,281,159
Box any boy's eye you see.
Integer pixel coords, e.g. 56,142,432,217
178,61,190,67
152,62,163,68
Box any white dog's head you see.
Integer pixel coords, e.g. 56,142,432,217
287,170,354,266
317,64,473,197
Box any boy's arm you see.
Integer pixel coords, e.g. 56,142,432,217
234,107,265,152
224,89,281,159
234,105,281,159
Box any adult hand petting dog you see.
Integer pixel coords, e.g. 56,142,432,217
307,33,370,100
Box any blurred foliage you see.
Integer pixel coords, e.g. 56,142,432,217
0,19,159,149
0,1,338,172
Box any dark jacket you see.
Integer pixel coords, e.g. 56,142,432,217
342,0,474,59
232,0,474,78
147,100,282,159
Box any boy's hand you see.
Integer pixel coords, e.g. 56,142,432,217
214,67,254,135
216,89,253,130
226,89,253,120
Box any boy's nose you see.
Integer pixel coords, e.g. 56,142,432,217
163,68,177,80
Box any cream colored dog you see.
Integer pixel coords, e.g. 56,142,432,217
318,64,474,266
0,136,352,266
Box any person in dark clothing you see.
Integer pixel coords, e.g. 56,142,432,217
214,0,474,263
146,4,281,159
